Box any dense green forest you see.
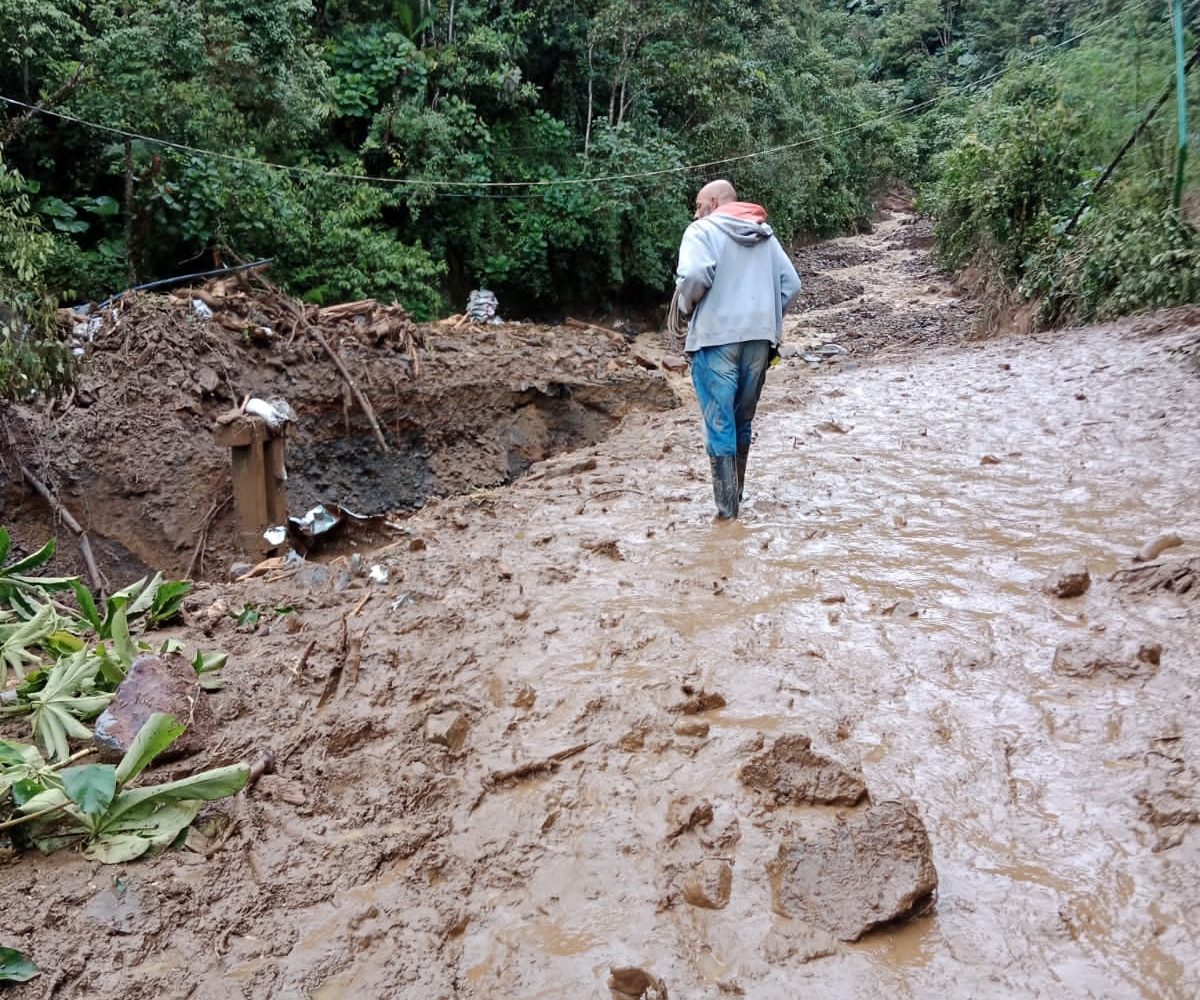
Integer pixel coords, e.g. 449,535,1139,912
1,0,1197,396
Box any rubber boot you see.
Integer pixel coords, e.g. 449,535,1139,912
736,444,750,502
709,455,740,520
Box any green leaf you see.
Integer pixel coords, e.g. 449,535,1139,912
111,607,135,667
193,650,228,674
6,573,78,591
0,740,31,768
113,713,185,787
86,800,204,863
11,777,45,806
34,196,74,218
234,604,261,627
0,947,39,983
82,195,120,216
127,572,164,617
1,538,55,575
71,580,103,633
60,764,117,816
149,580,190,624
0,528,9,566
103,763,249,827
84,831,154,864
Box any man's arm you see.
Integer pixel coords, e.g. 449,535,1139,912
675,222,717,316
775,239,802,312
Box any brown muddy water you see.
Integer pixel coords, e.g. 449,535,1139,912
3,219,1198,1000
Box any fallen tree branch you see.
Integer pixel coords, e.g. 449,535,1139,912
565,316,627,346
254,277,390,454
18,463,105,596
470,742,592,812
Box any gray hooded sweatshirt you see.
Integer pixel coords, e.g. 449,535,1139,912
674,202,802,353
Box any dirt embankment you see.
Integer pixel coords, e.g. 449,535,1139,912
0,297,676,582
3,212,1200,999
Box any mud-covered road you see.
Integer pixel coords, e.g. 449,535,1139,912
3,215,1199,999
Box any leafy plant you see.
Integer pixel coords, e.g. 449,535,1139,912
0,530,77,613
0,529,225,754
1,713,249,863
1,649,112,762
0,601,61,687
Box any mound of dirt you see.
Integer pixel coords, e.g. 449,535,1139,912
1,288,677,581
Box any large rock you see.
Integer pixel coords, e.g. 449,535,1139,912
769,800,937,941
739,734,867,807
93,653,214,760
1051,639,1162,680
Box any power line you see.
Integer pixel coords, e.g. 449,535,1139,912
0,0,1157,196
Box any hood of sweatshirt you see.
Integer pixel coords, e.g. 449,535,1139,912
706,202,773,245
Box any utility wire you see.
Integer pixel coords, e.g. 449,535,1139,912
0,0,1158,196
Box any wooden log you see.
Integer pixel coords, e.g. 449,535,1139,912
18,463,105,596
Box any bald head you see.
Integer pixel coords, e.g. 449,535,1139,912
694,179,737,220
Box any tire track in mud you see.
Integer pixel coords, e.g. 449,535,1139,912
4,215,1199,1000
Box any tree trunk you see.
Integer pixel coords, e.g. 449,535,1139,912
584,41,595,158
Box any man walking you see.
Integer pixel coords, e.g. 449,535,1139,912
675,179,801,519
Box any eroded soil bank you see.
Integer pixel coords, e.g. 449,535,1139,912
2,214,1199,999
0,302,676,581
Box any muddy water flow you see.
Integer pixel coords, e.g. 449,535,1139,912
435,227,1200,998
4,216,1198,1000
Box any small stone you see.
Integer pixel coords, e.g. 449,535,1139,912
665,796,714,840
425,711,469,751
1052,639,1163,680
675,688,726,714
673,719,710,739
93,653,214,761
608,966,667,999
980,454,1002,465
257,774,307,805
229,561,252,581
618,727,647,752
683,859,733,910
631,353,659,370
820,592,847,605
1134,533,1183,563
409,537,428,552
1042,563,1091,599
195,365,220,394
778,344,801,359
661,355,689,374
885,599,919,619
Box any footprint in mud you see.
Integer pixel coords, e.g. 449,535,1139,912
658,794,740,913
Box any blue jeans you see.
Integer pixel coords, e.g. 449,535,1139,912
690,340,771,457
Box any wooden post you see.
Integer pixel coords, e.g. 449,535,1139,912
215,414,289,555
